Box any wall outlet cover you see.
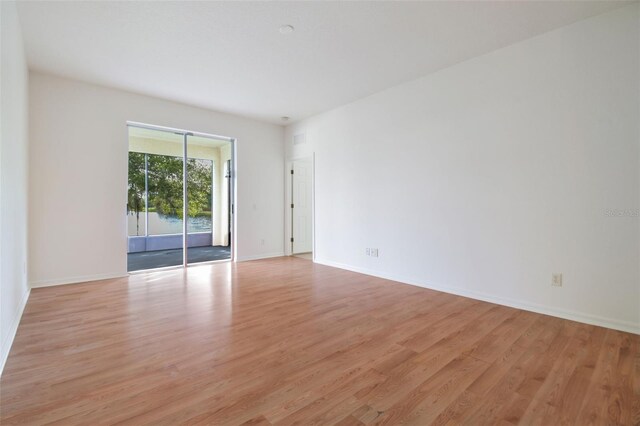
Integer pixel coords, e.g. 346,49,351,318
552,273,563,287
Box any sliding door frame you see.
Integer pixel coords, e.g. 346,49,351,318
127,121,236,269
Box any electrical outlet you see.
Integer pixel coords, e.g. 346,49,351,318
371,248,379,258
552,273,563,287
366,248,371,256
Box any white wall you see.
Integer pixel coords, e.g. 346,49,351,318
1,1,30,373
285,5,640,333
29,72,284,286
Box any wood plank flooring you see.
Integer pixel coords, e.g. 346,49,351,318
1,257,638,425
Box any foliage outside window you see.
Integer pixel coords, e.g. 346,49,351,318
127,152,213,236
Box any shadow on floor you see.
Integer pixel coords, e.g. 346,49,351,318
127,246,231,272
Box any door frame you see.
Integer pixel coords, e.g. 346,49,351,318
126,121,237,270
285,154,315,259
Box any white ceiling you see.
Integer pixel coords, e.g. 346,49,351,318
17,1,631,125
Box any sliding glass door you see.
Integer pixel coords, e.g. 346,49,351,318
127,128,185,271
185,135,233,265
127,124,233,272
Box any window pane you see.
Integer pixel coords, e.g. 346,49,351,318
187,158,213,234
147,153,184,236
127,152,146,237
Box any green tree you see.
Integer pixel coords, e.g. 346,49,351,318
129,152,213,233
148,154,184,217
187,159,213,217
127,152,146,236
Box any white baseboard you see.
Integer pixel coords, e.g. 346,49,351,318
1,288,30,377
236,252,285,262
314,258,640,335
30,272,128,288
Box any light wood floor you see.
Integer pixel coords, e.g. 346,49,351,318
293,252,313,260
1,257,638,425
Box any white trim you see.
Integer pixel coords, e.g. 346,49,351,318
187,259,232,268
30,273,128,288
128,265,183,275
1,288,30,376
314,258,640,335
311,153,316,262
236,252,285,262
230,138,237,262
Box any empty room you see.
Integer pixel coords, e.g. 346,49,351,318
1,1,638,425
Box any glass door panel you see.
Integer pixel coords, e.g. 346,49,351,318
127,127,185,271
186,134,232,264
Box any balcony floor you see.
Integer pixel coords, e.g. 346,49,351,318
127,245,231,272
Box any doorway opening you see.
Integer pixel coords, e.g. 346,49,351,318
289,157,313,260
126,123,235,272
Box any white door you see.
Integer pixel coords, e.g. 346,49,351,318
292,159,312,254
